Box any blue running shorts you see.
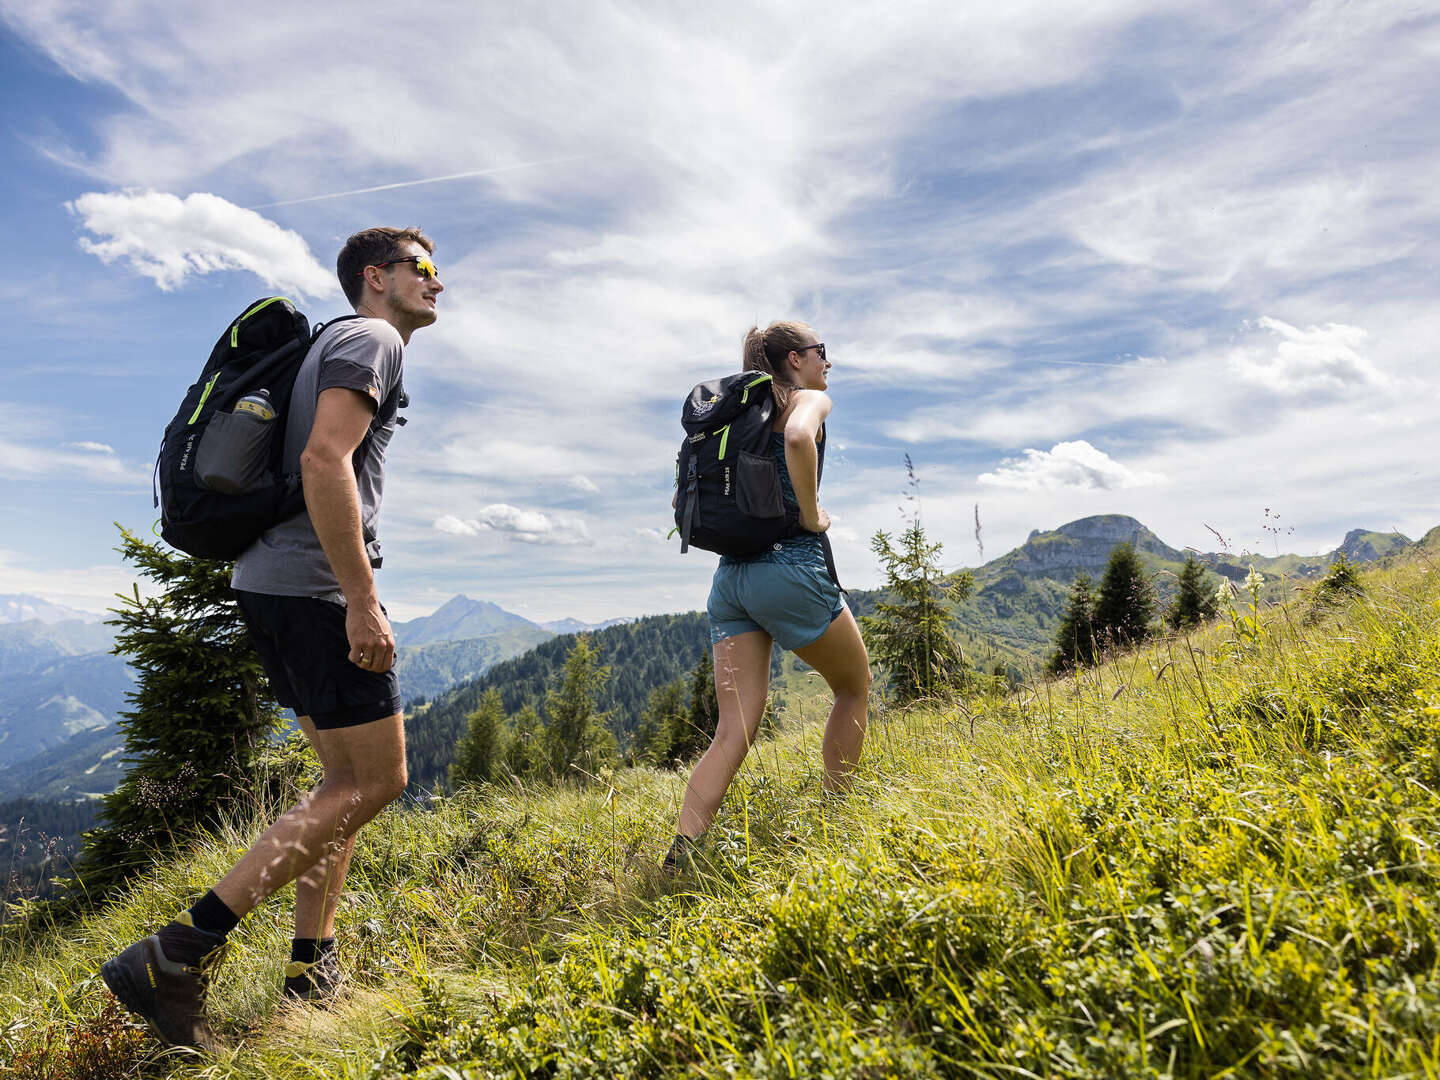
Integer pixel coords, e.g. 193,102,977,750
707,561,845,651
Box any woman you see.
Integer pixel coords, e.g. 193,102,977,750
665,321,871,873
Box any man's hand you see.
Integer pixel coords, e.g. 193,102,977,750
346,599,395,672
802,507,831,534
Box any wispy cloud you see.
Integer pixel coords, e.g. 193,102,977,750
0,436,148,487
68,190,337,297
249,157,596,209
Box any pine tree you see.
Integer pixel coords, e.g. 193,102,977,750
631,677,687,766
1047,573,1098,674
542,635,614,781
450,688,502,788
861,520,973,703
497,703,544,781
1167,555,1219,631
1093,542,1155,648
70,528,284,903
663,656,718,766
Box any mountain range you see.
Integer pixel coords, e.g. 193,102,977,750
0,593,620,800
0,518,1416,801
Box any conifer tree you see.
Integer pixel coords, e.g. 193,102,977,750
1093,542,1155,648
542,635,615,781
450,688,502,788
70,528,284,903
497,704,544,781
861,520,973,703
1047,573,1098,674
664,656,718,765
631,677,686,766
1167,555,1219,631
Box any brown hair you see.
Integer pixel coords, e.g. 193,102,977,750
742,321,812,412
337,226,435,307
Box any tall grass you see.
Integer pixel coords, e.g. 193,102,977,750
4,556,1440,1077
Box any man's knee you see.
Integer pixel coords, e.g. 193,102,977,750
362,765,406,808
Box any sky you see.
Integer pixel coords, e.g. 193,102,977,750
1,1,1437,623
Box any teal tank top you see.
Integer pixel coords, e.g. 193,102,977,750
720,429,826,570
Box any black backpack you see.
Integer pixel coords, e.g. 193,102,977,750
153,297,365,560
673,370,804,558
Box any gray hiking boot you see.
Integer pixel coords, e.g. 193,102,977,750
660,834,702,877
100,912,229,1052
282,948,345,1002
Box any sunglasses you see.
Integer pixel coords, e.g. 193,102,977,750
797,342,826,362
361,254,440,281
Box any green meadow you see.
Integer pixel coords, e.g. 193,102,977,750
4,542,1440,1079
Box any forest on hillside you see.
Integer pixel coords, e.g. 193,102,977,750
405,612,712,790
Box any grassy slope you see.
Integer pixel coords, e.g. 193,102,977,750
5,551,1440,1077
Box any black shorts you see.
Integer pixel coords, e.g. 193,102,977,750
234,590,402,730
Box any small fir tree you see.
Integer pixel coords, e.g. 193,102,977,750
497,704,544,781
1167,555,1220,631
663,656,719,766
450,688,502,788
1316,553,1364,602
542,635,615,781
862,520,974,703
1093,541,1155,648
70,528,285,903
1048,573,1098,674
631,676,687,766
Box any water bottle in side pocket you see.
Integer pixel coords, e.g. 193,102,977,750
194,389,278,494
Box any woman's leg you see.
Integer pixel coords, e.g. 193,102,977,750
677,629,773,837
793,607,871,791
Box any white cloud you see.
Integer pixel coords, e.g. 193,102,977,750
434,505,592,546
0,437,148,487
68,190,337,297
978,441,1166,492
569,474,599,493
1229,317,1387,395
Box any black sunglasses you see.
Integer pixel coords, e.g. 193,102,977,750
796,342,826,362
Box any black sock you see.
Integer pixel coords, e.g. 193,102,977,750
290,937,335,965
188,890,240,937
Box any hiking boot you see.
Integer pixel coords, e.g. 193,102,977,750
660,834,701,877
283,948,345,1002
100,912,228,1052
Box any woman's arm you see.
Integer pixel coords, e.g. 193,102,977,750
783,389,833,532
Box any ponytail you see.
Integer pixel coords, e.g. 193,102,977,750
741,320,812,412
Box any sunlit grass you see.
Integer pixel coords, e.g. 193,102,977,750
5,553,1440,1077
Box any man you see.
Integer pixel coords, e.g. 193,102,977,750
101,227,443,1051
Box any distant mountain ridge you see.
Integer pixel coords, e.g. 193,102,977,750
393,595,544,647
3,520,1419,802
0,594,102,625
541,617,632,634
954,515,1414,662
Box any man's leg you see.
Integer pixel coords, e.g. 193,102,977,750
101,712,405,1045
211,711,405,918
283,715,383,1000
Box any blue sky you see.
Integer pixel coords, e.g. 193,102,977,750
2,1,1437,622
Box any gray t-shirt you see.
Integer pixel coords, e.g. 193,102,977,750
232,317,405,599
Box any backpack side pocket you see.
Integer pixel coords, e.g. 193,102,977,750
736,451,785,519
194,410,276,494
